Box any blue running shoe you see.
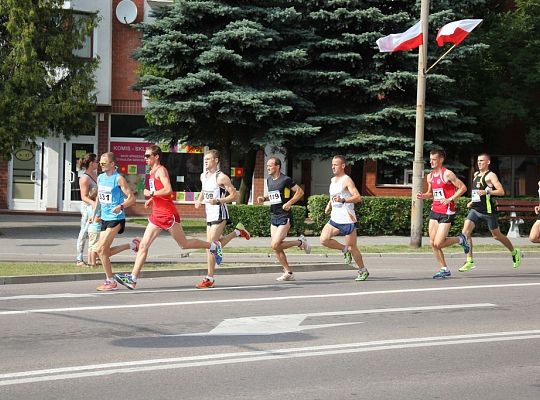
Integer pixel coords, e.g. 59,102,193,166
433,268,451,279
458,233,470,254
114,273,136,290
210,240,223,265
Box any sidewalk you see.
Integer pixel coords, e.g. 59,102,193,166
0,213,536,284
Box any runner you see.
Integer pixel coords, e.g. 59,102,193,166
195,149,251,289
76,153,98,266
319,155,369,281
530,180,540,244
113,145,223,290
416,149,469,279
458,153,522,271
257,156,310,281
94,152,140,291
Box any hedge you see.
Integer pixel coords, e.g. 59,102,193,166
307,195,536,237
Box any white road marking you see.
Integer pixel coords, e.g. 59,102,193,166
0,284,283,301
169,303,496,336
1,282,537,316
1,330,539,386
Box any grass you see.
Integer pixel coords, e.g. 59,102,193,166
1,244,537,277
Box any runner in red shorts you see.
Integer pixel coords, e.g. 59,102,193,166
113,145,222,290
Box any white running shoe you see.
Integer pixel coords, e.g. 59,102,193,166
276,272,295,281
298,235,311,254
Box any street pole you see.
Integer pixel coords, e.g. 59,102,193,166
410,0,430,248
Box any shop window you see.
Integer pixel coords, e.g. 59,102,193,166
489,155,540,197
376,161,412,186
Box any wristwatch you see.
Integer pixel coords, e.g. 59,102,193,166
150,190,155,197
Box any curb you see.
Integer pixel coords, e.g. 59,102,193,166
1,250,537,285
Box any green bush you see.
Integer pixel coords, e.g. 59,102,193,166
307,195,499,236
227,204,306,237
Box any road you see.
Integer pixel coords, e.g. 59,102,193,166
1,257,539,399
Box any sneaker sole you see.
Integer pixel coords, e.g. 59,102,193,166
113,275,135,290
458,266,475,272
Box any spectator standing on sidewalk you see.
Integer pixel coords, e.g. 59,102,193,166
76,153,98,266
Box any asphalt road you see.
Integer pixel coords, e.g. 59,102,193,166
1,257,539,399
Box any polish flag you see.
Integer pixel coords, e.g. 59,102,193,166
436,19,483,46
376,21,423,52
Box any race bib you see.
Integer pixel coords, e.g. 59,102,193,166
471,189,481,202
268,190,282,205
98,185,113,204
149,179,156,192
202,190,214,203
432,188,445,201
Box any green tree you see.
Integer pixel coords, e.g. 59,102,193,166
134,1,317,202
464,0,540,151
284,0,488,170
0,0,97,159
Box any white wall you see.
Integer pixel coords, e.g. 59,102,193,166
70,0,112,106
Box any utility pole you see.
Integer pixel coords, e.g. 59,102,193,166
410,0,430,248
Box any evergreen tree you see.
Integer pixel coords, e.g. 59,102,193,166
134,1,317,202
284,0,488,170
0,0,98,159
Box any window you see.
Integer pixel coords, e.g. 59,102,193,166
376,161,413,186
72,13,93,59
490,155,540,197
111,115,148,138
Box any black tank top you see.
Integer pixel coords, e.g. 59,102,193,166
471,171,496,214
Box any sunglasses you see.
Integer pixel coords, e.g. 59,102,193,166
144,154,153,159
99,162,109,166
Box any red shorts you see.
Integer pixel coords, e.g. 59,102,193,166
149,212,180,230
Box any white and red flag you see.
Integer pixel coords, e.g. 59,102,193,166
376,21,423,52
436,19,483,46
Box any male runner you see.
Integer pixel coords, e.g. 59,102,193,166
530,180,540,244
416,149,469,279
195,149,251,289
319,155,369,281
458,153,521,271
257,156,310,281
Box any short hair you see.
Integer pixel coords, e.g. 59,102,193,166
147,145,162,162
79,153,96,169
101,152,116,163
205,149,220,159
477,152,491,160
88,187,98,201
268,156,282,168
430,148,446,159
333,155,346,164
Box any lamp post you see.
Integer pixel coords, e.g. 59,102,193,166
410,0,430,248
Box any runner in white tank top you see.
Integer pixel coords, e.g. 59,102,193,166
319,155,369,281
194,150,251,289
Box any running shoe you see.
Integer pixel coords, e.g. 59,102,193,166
458,260,475,272
114,273,137,290
210,240,223,265
196,278,214,289
298,235,311,254
276,272,295,281
355,269,369,281
512,248,522,268
343,250,352,265
130,237,141,252
458,233,470,254
433,268,451,279
96,280,118,291
236,222,251,240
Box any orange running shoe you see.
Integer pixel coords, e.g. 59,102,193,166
96,280,118,291
235,222,251,240
196,278,214,289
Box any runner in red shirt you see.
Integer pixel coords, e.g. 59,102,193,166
416,149,469,279
113,145,223,290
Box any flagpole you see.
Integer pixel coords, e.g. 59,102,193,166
426,44,457,74
410,0,430,248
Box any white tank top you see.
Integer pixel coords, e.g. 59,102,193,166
329,175,356,224
201,170,229,223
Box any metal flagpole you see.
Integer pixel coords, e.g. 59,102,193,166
410,0,430,248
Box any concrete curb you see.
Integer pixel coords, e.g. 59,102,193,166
1,251,537,285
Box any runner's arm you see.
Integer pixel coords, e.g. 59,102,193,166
485,173,505,197
216,173,237,205
343,177,361,204
446,170,467,201
115,175,136,212
416,173,432,199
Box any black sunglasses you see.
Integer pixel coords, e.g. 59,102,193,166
144,154,153,159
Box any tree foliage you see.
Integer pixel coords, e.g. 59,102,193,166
0,0,97,159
